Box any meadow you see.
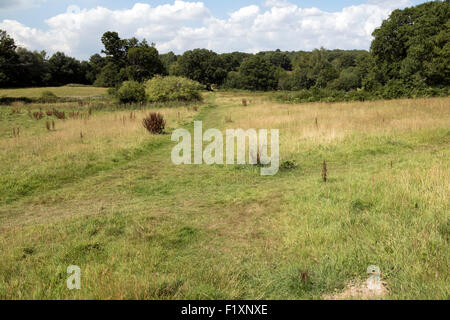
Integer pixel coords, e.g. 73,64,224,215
0,86,108,98
0,87,448,299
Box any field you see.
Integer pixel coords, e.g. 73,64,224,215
0,86,108,99
0,87,448,299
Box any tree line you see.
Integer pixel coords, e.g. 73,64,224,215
1,1,449,96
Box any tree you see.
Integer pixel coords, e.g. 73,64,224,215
101,31,128,66
307,49,339,88
125,45,165,82
48,52,85,85
15,48,51,86
220,52,252,72
160,51,178,74
94,62,121,87
355,52,382,91
330,67,361,91
0,29,18,87
238,56,277,91
86,54,107,84
98,31,165,85
371,1,450,86
176,49,227,86
259,50,293,71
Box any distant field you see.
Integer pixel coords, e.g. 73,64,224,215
0,92,448,299
0,86,108,98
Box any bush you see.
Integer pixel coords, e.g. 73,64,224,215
116,81,146,103
39,90,58,103
145,76,203,102
143,113,166,134
382,79,410,99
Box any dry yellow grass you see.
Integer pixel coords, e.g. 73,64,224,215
218,96,450,158
0,107,196,172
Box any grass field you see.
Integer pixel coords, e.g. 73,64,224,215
0,86,108,99
0,88,448,299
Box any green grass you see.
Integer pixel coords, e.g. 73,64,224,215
0,93,448,299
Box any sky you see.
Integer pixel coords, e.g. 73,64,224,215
0,0,430,60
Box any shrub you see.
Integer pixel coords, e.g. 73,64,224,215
116,81,146,103
40,91,58,103
382,79,410,99
107,87,118,98
143,113,166,134
145,76,202,102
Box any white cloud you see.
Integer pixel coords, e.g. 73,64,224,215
0,0,413,59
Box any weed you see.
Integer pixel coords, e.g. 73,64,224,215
143,113,166,134
32,111,44,120
281,160,298,170
53,110,66,120
322,161,327,182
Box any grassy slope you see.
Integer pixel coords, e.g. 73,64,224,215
0,93,448,299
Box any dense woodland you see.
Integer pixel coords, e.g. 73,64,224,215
0,1,449,100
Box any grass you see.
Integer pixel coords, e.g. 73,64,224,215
0,92,448,299
0,86,108,99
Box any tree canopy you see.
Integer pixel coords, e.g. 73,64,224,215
371,1,450,87
0,0,448,98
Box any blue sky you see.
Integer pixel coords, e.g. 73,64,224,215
1,0,427,28
0,0,431,59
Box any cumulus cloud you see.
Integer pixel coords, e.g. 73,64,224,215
0,0,413,59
